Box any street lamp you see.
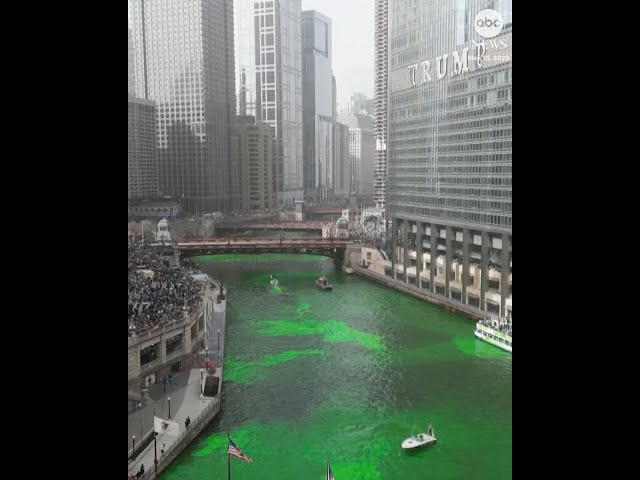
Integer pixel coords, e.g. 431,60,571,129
205,347,209,367
132,435,136,458
200,368,204,395
168,397,171,419
217,329,220,359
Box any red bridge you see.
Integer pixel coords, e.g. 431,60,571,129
215,221,325,231
157,237,351,259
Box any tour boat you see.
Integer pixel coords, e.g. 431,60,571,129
315,277,333,290
474,317,512,353
402,425,437,450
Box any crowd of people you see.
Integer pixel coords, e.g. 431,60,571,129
323,219,388,248
348,221,388,247
480,317,512,337
128,248,203,336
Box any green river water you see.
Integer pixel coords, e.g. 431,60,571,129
162,254,511,480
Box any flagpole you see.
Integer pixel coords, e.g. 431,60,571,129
154,432,158,479
227,432,231,480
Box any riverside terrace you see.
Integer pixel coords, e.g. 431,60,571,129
128,248,204,336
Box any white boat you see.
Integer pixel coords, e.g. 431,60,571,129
474,317,512,353
402,426,437,450
269,275,278,286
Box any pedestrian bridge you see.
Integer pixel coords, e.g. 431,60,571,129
150,237,351,260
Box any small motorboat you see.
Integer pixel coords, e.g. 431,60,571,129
401,425,437,450
315,277,333,290
269,275,279,286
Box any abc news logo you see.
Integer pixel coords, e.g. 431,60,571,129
474,9,503,39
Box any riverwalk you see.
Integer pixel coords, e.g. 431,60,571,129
128,280,227,479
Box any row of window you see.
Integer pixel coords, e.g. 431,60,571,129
391,204,512,228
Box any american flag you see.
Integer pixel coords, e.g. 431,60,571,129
228,438,253,464
327,460,335,480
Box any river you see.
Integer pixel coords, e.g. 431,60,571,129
162,253,512,480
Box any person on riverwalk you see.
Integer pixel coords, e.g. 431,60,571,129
185,416,191,428
161,443,166,455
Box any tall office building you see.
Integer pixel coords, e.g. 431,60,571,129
302,10,333,203
236,116,276,213
373,0,388,209
333,122,351,199
130,0,239,214
337,112,375,197
234,0,257,116
386,0,512,317
128,94,158,199
128,27,135,95
254,0,303,205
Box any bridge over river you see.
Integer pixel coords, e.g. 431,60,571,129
149,237,352,261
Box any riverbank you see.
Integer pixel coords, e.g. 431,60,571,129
128,279,227,480
350,265,491,321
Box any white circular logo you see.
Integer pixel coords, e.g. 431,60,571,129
474,9,503,38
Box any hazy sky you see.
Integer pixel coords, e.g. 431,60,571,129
128,0,374,99
302,0,374,99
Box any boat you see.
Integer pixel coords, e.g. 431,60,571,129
269,275,279,286
315,277,333,290
402,425,437,450
474,317,512,352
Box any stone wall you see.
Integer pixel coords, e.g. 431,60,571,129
352,265,490,321
128,290,214,392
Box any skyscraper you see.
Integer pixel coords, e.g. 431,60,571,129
254,0,303,206
128,94,158,199
236,116,276,213
128,27,135,95
302,10,333,203
130,0,238,213
386,0,512,317
333,122,351,199
373,0,388,209
337,112,375,197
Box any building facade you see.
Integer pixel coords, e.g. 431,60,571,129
130,0,239,214
373,0,388,209
254,0,303,206
236,115,276,213
128,94,158,199
337,112,375,197
302,10,333,203
128,197,182,220
386,0,512,317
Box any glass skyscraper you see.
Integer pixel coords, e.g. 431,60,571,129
254,0,303,205
386,0,512,317
130,0,239,213
302,10,333,202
